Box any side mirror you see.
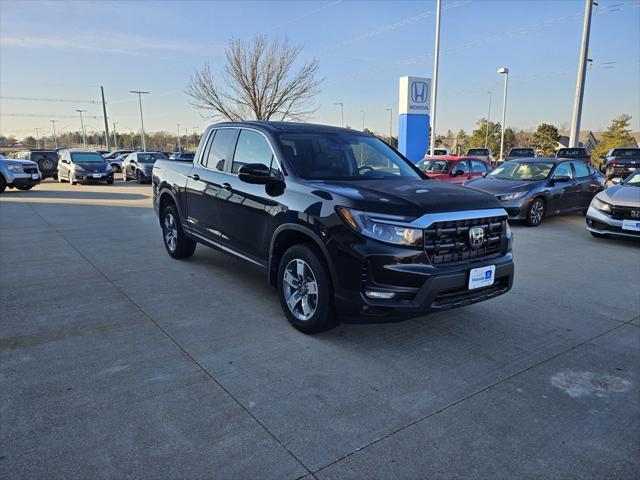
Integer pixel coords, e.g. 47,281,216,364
611,177,623,185
482,172,488,178
238,163,280,185
552,175,571,183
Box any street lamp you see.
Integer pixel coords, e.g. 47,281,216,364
35,127,40,149
177,123,181,151
429,0,442,159
385,108,393,145
360,111,365,131
50,120,58,149
76,109,87,148
130,90,149,151
484,91,492,148
333,102,344,127
497,67,509,161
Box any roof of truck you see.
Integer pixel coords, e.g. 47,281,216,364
207,121,371,135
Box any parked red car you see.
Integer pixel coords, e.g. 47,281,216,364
415,156,493,185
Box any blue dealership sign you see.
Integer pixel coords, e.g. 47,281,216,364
398,76,431,161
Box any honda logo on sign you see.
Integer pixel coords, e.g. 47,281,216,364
411,81,428,103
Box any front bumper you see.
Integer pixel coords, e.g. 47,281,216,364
586,206,640,239
606,166,638,179
71,172,114,182
6,172,41,186
330,229,514,321
497,196,533,221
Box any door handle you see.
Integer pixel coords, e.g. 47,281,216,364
222,182,232,191
190,174,200,181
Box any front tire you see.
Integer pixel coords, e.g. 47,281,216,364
69,175,76,185
526,198,545,227
136,171,144,184
0,175,6,193
277,244,337,333
161,204,196,259
15,185,33,191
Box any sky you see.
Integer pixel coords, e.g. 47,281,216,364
1,0,639,141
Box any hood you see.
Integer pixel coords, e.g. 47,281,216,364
308,178,500,216
464,176,539,196
598,185,640,207
2,158,37,167
74,162,110,172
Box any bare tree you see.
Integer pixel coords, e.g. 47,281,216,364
186,36,322,122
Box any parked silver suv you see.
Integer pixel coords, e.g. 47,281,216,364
0,153,41,193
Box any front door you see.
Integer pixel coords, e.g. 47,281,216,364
547,162,580,213
216,128,283,262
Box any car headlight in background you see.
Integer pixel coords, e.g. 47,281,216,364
72,164,85,172
105,163,113,172
591,197,612,213
337,207,423,247
497,191,527,201
7,165,24,173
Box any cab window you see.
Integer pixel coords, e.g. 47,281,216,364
204,128,237,172
232,129,275,174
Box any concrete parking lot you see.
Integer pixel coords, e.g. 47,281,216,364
1,179,639,479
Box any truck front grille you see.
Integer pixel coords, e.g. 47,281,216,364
424,216,506,265
22,165,38,175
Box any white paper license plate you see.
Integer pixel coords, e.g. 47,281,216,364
31,174,38,180
622,219,640,232
628,167,636,171
92,173,102,178
468,265,496,290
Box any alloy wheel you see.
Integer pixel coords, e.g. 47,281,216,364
283,258,319,321
163,212,178,252
530,200,544,225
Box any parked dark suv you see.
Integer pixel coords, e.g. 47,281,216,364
152,122,514,333
14,150,58,179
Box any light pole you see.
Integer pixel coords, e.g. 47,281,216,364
429,0,442,158
76,109,87,148
35,128,40,149
334,102,344,127
484,91,492,148
130,90,149,151
497,67,509,161
569,0,594,147
177,123,181,151
112,122,118,150
50,120,58,149
385,108,393,145
360,111,365,131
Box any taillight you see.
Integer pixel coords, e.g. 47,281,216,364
611,159,618,166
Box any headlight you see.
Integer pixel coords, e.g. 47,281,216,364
105,163,113,172
497,191,527,201
7,165,24,173
72,164,85,172
337,207,423,247
591,197,612,213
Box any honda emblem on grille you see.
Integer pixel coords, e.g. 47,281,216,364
631,210,640,219
469,227,484,249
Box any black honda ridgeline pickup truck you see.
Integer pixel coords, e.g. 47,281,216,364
152,122,514,333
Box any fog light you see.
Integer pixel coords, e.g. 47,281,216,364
365,290,396,299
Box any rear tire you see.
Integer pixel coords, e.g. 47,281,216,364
0,176,6,193
15,185,33,191
277,244,337,333
161,204,196,259
526,198,545,227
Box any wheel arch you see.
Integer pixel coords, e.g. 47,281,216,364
268,224,337,289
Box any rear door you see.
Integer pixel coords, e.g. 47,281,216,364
185,128,239,241
572,161,600,208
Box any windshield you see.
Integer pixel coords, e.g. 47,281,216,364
467,149,488,155
416,159,453,173
624,170,640,185
71,152,106,163
278,132,421,181
137,153,167,163
612,148,640,157
488,161,553,181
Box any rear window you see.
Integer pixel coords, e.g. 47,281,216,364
137,153,167,163
510,149,534,156
467,149,489,155
31,151,58,161
612,148,640,157
557,148,585,156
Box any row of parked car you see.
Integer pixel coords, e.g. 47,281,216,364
0,148,196,192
